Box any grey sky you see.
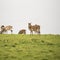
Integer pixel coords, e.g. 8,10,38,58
0,0,60,34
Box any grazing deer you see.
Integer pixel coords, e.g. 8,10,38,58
18,29,26,34
0,25,13,34
28,23,40,34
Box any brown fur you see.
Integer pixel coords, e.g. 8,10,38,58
28,23,40,34
18,29,26,34
0,25,13,34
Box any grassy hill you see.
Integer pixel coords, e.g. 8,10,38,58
0,34,60,60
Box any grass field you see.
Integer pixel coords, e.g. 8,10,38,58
0,34,60,60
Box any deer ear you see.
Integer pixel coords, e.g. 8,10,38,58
29,22,32,24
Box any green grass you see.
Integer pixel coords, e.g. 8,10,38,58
0,34,60,60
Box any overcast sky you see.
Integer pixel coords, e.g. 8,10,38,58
0,0,60,34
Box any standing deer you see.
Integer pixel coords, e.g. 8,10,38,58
18,29,26,34
28,23,40,34
0,25,13,34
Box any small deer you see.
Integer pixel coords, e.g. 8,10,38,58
0,25,13,34
18,29,26,34
28,23,40,34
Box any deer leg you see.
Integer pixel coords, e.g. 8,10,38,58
32,31,33,34
38,30,40,34
36,31,38,34
30,30,33,34
24,31,26,34
11,30,13,34
0,31,2,34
